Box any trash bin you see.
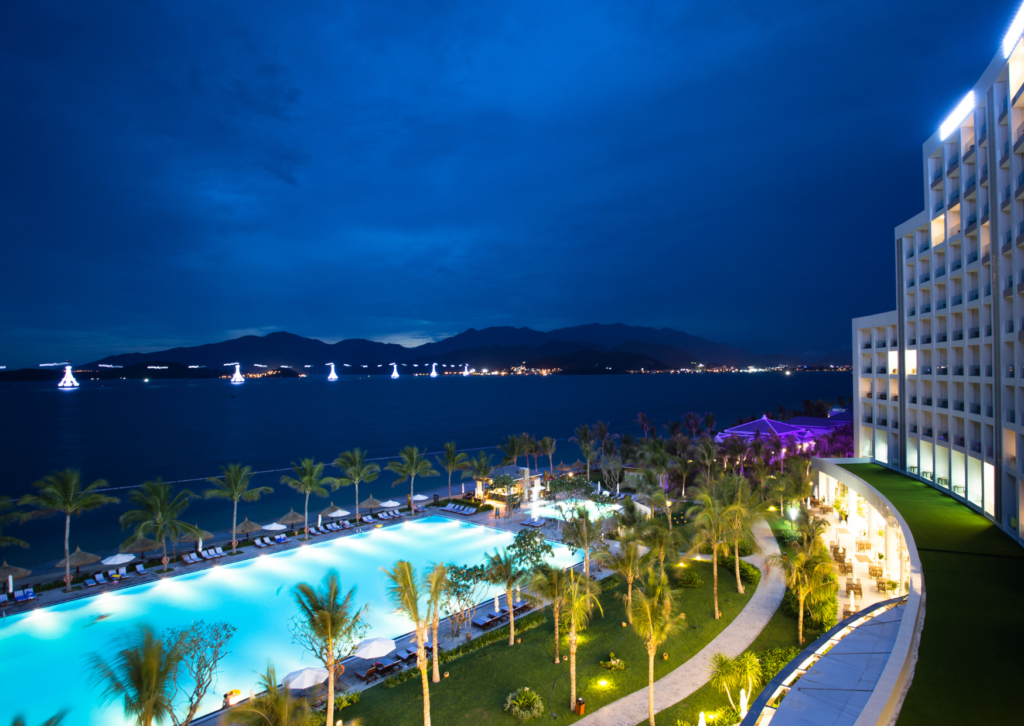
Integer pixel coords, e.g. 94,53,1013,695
433,493,440,505
576,698,586,715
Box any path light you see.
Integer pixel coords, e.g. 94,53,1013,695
662,653,668,660
788,506,799,530
444,671,449,678
598,679,608,687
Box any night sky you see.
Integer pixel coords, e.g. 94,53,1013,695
2,0,1020,368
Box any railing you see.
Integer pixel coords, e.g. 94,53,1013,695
971,440,982,453
879,419,889,427
924,428,934,437
936,300,947,310
954,400,965,411
986,323,993,335
921,306,931,315
937,432,949,442
968,250,979,264
907,279,916,289
865,392,873,398
954,365,964,375
892,420,899,429
937,332,948,342
988,445,995,458
910,425,918,434
891,339,898,346
1008,320,1017,334
1005,230,1014,247
969,326,980,338
909,308,916,316
953,329,964,340
907,248,915,259
951,259,963,272
968,289,979,301
863,342,872,349
920,273,931,283
863,416,873,424
937,365,949,375
919,242,929,253
986,284,992,297
970,365,981,376
970,403,982,414
932,168,943,184
909,337,917,345
924,396,934,405
955,435,965,446
1005,184,1013,202
947,157,959,173
948,190,960,206
893,394,899,401
863,366,872,374
987,364,994,376
987,405,994,417
921,334,932,343
934,200,944,214
936,266,947,278
923,367,933,376
1008,366,1017,378
1008,410,1017,424
938,398,949,408
878,392,888,400
910,395,918,404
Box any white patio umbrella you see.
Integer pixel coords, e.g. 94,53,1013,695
262,522,287,531
282,667,329,690
101,553,136,566
494,594,500,612
329,508,350,518
317,514,322,528
411,494,429,502
380,500,401,508
353,637,396,660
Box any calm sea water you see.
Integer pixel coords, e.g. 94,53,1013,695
1,372,851,567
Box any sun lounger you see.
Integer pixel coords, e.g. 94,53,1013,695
261,537,275,546
254,538,267,548
95,573,109,585
379,512,391,521
362,516,376,524
0,594,8,606
214,547,226,556
354,665,378,683
342,520,353,529
84,579,97,587
472,615,498,630
135,564,148,575
180,553,195,564
376,657,401,675
108,569,121,580
13,590,26,603
118,567,130,579
24,587,36,600
398,647,418,662
275,534,291,543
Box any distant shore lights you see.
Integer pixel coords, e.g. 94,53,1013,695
327,363,338,381
58,365,79,389
430,363,438,378
463,364,470,376
391,363,400,379
228,363,244,384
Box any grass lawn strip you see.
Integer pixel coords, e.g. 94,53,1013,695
841,463,1024,726
336,558,755,726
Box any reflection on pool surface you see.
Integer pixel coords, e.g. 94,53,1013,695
524,498,621,522
0,516,578,726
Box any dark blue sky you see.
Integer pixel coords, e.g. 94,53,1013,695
1,0,1020,368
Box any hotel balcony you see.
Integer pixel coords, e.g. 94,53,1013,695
948,156,960,176
970,365,981,376
964,143,977,163
954,400,965,411
979,125,988,147
1001,140,1011,168
948,189,961,208
980,163,989,187
1003,230,1014,254
965,214,978,235
930,169,944,190
1002,184,1013,211
971,403,982,414
969,326,980,338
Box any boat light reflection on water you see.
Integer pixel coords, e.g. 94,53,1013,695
0,516,578,726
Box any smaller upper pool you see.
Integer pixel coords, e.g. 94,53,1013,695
524,498,621,522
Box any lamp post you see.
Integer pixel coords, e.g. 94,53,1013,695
788,505,799,531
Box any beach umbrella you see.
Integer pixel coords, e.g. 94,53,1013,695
282,667,329,691
180,524,214,552
57,546,101,574
101,553,136,566
120,537,156,556
412,494,429,502
353,637,396,660
235,518,263,540
380,500,400,509
262,522,287,531
360,496,382,514
278,509,305,525
555,463,574,473
571,460,586,471
494,594,500,612
0,561,30,593
328,508,351,518
319,502,342,517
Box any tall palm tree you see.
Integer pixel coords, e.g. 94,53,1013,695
462,451,493,497
638,471,674,530
720,435,749,475
564,570,602,711
498,434,529,494
280,460,337,540
687,482,730,619
204,464,273,554
0,496,28,549
708,652,738,709
597,540,646,622
689,437,720,483
798,504,829,548
703,412,716,437
424,564,448,682
537,437,557,480
120,480,199,572
529,564,568,663
733,651,763,701
333,448,380,520
635,412,653,438
562,506,599,579
386,447,438,506
767,540,835,644
643,525,685,568
722,475,766,594
88,625,179,726
435,442,469,502
641,438,672,491
683,412,704,439
483,548,528,646
630,568,686,726
20,469,119,591
292,572,366,726
219,665,311,726
570,425,597,481
382,561,433,726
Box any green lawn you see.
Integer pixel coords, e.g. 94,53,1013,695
337,561,755,726
841,463,1024,726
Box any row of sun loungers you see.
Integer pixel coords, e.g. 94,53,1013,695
471,601,533,630
439,503,477,515
353,641,441,683
84,565,144,587
0,588,37,605
520,517,546,528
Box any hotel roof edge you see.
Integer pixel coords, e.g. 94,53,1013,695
894,210,929,240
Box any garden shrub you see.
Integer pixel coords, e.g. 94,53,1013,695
781,572,838,633
755,646,803,680
775,529,802,548
504,687,545,722
701,540,754,557
673,707,740,726
599,652,626,670
381,612,548,687
675,568,704,588
716,554,761,586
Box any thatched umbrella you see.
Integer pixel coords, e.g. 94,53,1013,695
359,496,382,515
0,561,31,594
179,524,214,551
571,459,587,471
235,518,262,540
120,537,156,556
57,546,100,575
278,509,306,536
555,463,575,473
319,502,341,518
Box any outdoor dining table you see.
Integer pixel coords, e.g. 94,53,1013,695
855,554,871,564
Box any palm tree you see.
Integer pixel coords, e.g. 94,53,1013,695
635,412,653,438
333,448,380,521
687,482,730,619
280,460,337,539
689,437,720,483
120,480,199,572
641,438,672,491
798,504,829,548
529,564,568,663
630,569,686,726
683,412,704,439
638,470,674,530
88,625,179,726
733,651,762,701
643,525,685,568
767,540,835,644
219,665,311,726
722,475,766,595
10,714,67,726
386,447,438,506
562,506,599,579
720,435,749,475
20,469,119,592
483,548,528,646
424,564,448,682
435,442,469,502
382,561,433,726
462,451,493,497
708,652,738,709
0,496,28,549
204,464,273,554
292,572,366,726
564,570,602,711
703,412,716,437
498,434,529,492
537,437,557,479
570,425,597,481
597,540,646,622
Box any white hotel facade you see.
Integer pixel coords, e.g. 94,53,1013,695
853,5,1024,544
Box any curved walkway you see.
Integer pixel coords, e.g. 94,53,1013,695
575,516,786,726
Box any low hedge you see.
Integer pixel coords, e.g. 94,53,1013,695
381,611,548,688
701,540,755,557
674,568,704,588
716,554,762,586
755,646,803,680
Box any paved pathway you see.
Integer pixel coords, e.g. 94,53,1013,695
575,516,786,726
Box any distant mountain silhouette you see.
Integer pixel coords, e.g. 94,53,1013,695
82,323,848,372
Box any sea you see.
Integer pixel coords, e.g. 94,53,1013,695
0,371,851,569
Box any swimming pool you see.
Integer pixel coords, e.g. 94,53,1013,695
523,498,621,522
0,516,578,726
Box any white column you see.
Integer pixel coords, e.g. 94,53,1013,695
867,506,877,546
885,520,896,578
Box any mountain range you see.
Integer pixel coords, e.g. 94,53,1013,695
79,324,850,374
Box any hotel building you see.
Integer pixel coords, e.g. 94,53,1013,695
853,5,1024,545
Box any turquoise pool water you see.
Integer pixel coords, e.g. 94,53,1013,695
524,498,621,522
0,516,578,726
